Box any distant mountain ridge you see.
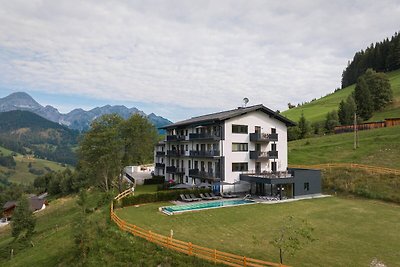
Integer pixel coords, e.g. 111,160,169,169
0,92,172,132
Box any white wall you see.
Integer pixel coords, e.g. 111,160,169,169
223,110,288,187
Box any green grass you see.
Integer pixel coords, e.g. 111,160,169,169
0,190,217,267
116,197,400,267
288,125,400,169
282,69,400,123
0,145,71,184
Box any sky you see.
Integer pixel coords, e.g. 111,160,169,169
0,1,399,121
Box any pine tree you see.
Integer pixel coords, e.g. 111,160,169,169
11,196,36,239
324,110,339,133
298,112,310,139
354,77,373,120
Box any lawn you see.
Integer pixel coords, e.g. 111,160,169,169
116,197,400,267
288,125,400,169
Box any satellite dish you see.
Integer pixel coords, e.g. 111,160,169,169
243,98,249,107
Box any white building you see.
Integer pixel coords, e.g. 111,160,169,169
154,104,321,198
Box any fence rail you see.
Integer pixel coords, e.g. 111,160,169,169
114,188,134,201
111,192,287,267
290,163,400,175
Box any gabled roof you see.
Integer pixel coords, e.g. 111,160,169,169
161,104,296,129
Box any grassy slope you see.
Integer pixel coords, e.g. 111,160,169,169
116,197,400,267
288,125,400,169
0,189,218,267
282,69,400,123
0,145,70,184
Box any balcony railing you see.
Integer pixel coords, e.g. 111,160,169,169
249,150,278,160
249,132,278,142
156,151,165,156
166,150,185,157
189,133,221,141
155,163,165,168
166,166,185,174
189,150,220,157
166,135,186,142
189,169,220,180
241,170,293,179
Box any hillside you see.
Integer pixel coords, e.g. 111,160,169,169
0,110,78,165
288,125,400,169
0,145,70,185
282,69,400,123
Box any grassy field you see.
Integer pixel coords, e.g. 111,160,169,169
288,125,400,169
0,190,218,267
0,145,71,184
282,69,400,123
116,197,400,267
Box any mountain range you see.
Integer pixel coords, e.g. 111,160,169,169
0,92,172,132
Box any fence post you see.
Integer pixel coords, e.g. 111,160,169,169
149,230,152,242
243,256,247,267
214,249,217,264
188,242,192,255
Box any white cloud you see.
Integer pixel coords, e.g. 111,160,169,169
0,0,399,120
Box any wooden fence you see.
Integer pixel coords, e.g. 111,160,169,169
290,163,400,175
110,194,287,267
114,188,134,201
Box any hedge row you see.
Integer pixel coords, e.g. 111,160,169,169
118,188,211,207
143,176,165,185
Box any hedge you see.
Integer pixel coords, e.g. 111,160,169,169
143,176,165,185
118,188,211,207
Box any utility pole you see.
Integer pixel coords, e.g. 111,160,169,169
353,112,358,150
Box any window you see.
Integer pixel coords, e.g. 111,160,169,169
232,124,248,134
271,128,276,134
232,163,248,172
185,145,188,151
271,143,277,151
304,182,310,191
271,162,277,172
232,143,248,152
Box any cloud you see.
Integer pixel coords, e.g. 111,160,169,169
0,0,399,120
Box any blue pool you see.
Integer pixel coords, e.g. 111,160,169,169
160,199,255,215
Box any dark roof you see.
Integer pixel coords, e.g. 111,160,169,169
161,104,296,129
3,201,17,210
2,198,45,212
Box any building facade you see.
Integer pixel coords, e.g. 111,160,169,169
154,104,321,198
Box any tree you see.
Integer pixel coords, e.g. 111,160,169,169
287,126,300,141
11,196,36,239
324,110,339,133
78,113,158,192
338,95,356,125
298,112,310,139
73,190,90,262
354,77,373,120
270,216,315,264
363,69,393,111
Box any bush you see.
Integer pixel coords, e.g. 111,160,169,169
118,188,211,207
143,176,165,185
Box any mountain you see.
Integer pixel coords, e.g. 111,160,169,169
0,110,78,165
0,92,172,132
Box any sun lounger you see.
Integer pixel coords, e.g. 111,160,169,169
227,192,239,198
180,194,193,202
220,192,237,198
189,194,202,201
207,193,221,199
200,193,213,200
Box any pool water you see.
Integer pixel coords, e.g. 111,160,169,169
161,199,255,215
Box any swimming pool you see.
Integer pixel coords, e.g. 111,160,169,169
160,199,255,215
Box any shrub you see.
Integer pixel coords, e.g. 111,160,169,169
143,176,165,185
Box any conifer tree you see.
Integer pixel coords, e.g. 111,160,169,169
11,196,36,239
354,77,373,120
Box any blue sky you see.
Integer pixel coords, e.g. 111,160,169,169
0,0,399,121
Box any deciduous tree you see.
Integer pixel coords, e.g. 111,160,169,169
11,196,36,240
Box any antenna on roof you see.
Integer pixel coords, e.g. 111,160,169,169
243,97,249,107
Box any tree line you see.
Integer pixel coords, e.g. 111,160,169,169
341,31,400,88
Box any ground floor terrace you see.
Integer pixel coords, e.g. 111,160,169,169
115,195,400,267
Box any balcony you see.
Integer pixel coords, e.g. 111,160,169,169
166,150,185,157
189,150,220,158
166,166,185,174
249,150,278,160
155,163,165,168
249,132,278,142
189,133,221,141
189,169,220,180
156,151,165,157
166,135,186,142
